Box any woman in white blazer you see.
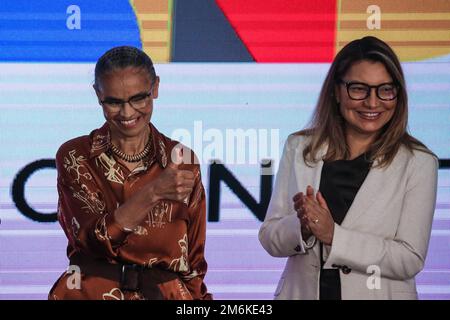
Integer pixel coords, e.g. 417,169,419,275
259,36,438,300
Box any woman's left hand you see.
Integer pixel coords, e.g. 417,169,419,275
302,186,335,245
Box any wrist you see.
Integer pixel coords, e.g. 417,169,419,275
302,235,316,249
112,208,135,234
329,223,335,244
324,223,335,245
147,184,160,205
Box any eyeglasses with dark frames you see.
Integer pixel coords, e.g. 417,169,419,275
100,87,153,112
339,80,398,101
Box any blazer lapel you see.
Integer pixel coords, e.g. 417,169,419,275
341,149,407,227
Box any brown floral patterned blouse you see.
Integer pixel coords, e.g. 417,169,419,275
49,122,211,300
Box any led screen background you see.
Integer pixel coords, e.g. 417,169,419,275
0,0,449,299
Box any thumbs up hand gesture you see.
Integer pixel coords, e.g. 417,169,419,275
151,146,195,204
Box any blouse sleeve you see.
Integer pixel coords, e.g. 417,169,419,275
56,145,129,260
179,164,212,300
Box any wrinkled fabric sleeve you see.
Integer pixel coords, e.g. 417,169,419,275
259,135,309,257
56,146,128,260
181,165,212,300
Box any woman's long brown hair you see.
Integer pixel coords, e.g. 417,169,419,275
301,36,434,167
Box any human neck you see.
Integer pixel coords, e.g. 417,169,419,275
111,128,150,155
345,130,377,160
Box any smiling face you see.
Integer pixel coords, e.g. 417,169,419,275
94,66,159,140
335,60,397,142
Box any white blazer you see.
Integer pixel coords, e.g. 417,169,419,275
259,134,438,300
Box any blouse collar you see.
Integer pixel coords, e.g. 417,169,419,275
88,122,169,169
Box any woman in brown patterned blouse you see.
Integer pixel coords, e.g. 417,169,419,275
49,46,211,300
